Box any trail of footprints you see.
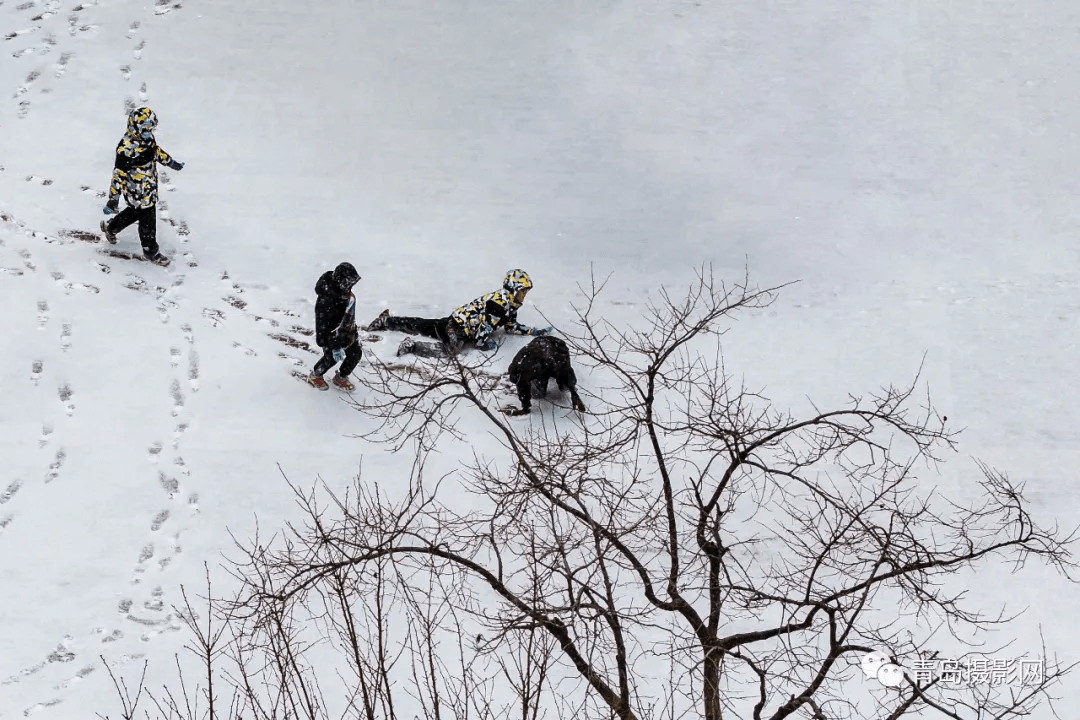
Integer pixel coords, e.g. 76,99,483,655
4,4,196,713
7,309,203,703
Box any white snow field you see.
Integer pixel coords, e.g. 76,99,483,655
2,0,1080,717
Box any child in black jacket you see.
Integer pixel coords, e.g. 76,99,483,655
309,262,362,391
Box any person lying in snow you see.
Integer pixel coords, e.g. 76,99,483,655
365,269,553,358
308,262,362,391
100,106,184,266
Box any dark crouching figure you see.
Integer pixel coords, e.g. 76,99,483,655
504,336,586,416
100,106,184,266
308,262,362,391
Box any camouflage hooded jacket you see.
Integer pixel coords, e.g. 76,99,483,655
107,108,180,210
450,289,531,345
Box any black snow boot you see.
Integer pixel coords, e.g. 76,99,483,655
365,309,390,331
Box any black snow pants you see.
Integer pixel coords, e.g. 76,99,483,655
313,341,363,377
387,316,467,358
106,204,158,256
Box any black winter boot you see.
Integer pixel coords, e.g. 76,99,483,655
364,309,390,331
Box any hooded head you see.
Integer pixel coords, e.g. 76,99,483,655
127,107,158,141
503,269,533,306
332,262,360,292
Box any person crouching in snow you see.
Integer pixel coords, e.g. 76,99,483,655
365,269,553,358
309,262,363,391
100,106,184,267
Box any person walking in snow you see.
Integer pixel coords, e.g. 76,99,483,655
309,262,363,391
365,269,553,358
100,106,184,266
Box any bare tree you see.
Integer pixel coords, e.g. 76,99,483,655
229,267,1077,720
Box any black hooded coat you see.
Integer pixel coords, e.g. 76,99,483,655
314,272,357,349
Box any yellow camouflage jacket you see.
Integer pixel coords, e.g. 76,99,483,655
107,117,178,210
450,289,529,344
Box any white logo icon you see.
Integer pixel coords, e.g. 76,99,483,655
863,650,905,687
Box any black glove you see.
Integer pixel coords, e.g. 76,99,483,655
167,159,184,171
103,198,119,215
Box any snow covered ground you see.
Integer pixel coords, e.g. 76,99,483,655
2,0,1079,716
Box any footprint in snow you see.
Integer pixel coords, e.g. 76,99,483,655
202,307,224,327
279,353,304,367
131,543,154,584
99,629,124,644
22,699,64,716
25,174,52,186
171,422,187,450
30,6,58,21
154,0,183,16
68,16,98,36
157,295,174,323
21,249,36,271
143,586,165,612
169,347,181,367
39,422,52,448
158,471,179,499
187,493,199,514
45,636,76,664
53,664,95,691
150,509,169,532
14,70,41,98
57,229,101,244
31,359,42,384
53,51,72,78
119,64,131,80
138,81,147,102
173,455,189,476
0,266,25,275
58,383,74,415
59,322,71,350
147,441,163,463
188,350,200,392
170,379,184,416
0,480,22,505
5,26,39,41
132,39,144,59
127,21,140,36
59,279,100,294
44,448,65,483
37,301,48,327
79,185,106,199
140,618,182,642
269,332,315,354
232,342,257,357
